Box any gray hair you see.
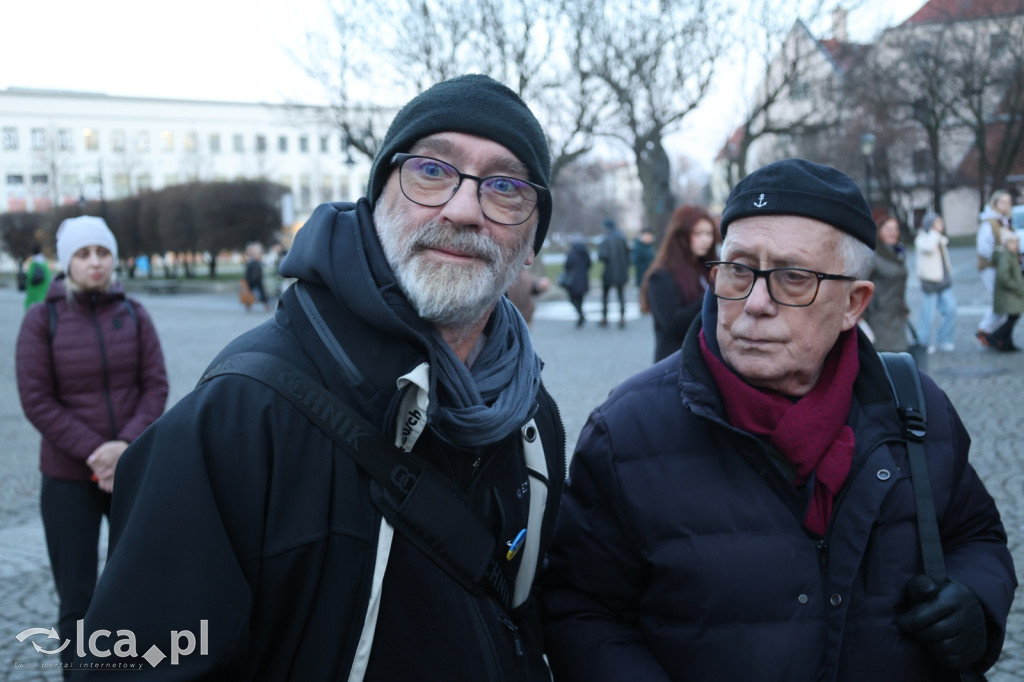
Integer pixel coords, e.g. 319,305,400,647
837,231,873,279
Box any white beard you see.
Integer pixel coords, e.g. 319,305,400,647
374,198,534,330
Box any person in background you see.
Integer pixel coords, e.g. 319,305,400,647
15,216,168,678
976,189,1013,345
914,212,957,353
864,214,910,352
540,159,1015,682
76,74,565,681
507,264,551,328
561,235,592,328
24,243,52,309
983,228,1024,351
244,241,270,312
631,228,656,288
598,218,630,328
640,205,719,362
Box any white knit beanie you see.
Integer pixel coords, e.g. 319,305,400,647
56,216,118,272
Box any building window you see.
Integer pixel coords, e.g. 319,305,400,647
137,173,152,191
3,127,20,150
209,133,221,153
299,136,309,153
912,149,932,176
112,129,126,152
320,136,329,153
184,131,198,152
165,173,179,186
59,129,74,151
31,174,48,185
299,174,312,210
278,135,288,153
320,175,333,203
84,128,99,151
137,131,150,153
161,130,174,152
233,133,244,153
31,128,46,151
113,173,131,195
255,134,267,153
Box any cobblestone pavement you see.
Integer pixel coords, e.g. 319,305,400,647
1,246,1021,680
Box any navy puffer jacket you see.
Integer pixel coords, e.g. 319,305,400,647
541,323,1015,682
16,276,168,481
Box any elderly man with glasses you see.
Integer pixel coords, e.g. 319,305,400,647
76,75,565,681
540,159,1015,682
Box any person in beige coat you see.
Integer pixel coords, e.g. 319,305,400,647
914,213,957,352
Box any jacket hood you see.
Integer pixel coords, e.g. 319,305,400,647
980,206,1008,222
279,200,423,339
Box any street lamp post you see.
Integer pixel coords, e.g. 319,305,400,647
860,132,876,203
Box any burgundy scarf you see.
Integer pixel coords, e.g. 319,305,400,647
699,329,860,536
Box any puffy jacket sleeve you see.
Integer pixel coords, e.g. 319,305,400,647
117,300,168,442
929,383,1017,674
16,302,106,458
74,380,266,680
540,412,671,682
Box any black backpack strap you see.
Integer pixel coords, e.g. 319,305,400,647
200,351,515,610
879,351,947,583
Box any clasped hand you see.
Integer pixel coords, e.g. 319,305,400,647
86,440,129,493
896,575,987,672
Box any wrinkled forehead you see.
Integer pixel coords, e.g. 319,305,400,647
722,215,844,267
408,132,529,178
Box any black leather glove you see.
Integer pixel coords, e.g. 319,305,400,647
896,575,988,672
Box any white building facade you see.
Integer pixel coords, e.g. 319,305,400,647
0,88,375,225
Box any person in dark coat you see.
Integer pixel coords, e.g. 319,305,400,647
76,75,565,681
16,216,168,677
640,204,719,362
597,218,629,327
541,159,1015,682
864,214,910,351
630,228,655,287
561,235,592,327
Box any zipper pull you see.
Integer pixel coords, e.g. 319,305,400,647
496,610,523,657
816,539,830,574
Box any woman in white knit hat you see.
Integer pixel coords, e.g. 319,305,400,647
15,215,169,677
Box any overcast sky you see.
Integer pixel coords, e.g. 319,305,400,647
1,0,927,170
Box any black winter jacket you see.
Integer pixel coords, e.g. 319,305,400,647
77,201,565,681
541,322,1015,682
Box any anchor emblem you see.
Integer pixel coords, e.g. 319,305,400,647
754,193,767,208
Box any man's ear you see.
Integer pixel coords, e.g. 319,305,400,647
523,249,536,267
842,280,874,331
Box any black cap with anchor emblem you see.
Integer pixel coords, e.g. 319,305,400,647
719,158,876,249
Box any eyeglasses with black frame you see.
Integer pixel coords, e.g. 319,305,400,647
390,153,548,226
704,261,858,307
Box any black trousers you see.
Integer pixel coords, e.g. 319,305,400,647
988,314,1020,350
40,476,111,675
601,283,625,321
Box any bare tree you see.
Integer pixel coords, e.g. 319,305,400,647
565,0,727,236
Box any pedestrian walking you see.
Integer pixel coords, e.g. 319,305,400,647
976,189,1013,345
630,228,655,288
22,243,52,309
76,74,565,681
982,229,1024,351
561,235,592,327
598,218,630,327
864,214,910,352
914,212,957,353
540,159,1016,682
639,204,718,362
243,242,270,311
15,216,168,678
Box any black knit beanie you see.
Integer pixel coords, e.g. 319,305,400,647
720,159,876,249
367,74,552,254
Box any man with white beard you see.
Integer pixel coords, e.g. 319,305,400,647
76,74,565,681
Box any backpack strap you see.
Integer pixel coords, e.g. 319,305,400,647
200,350,516,611
878,351,946,583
